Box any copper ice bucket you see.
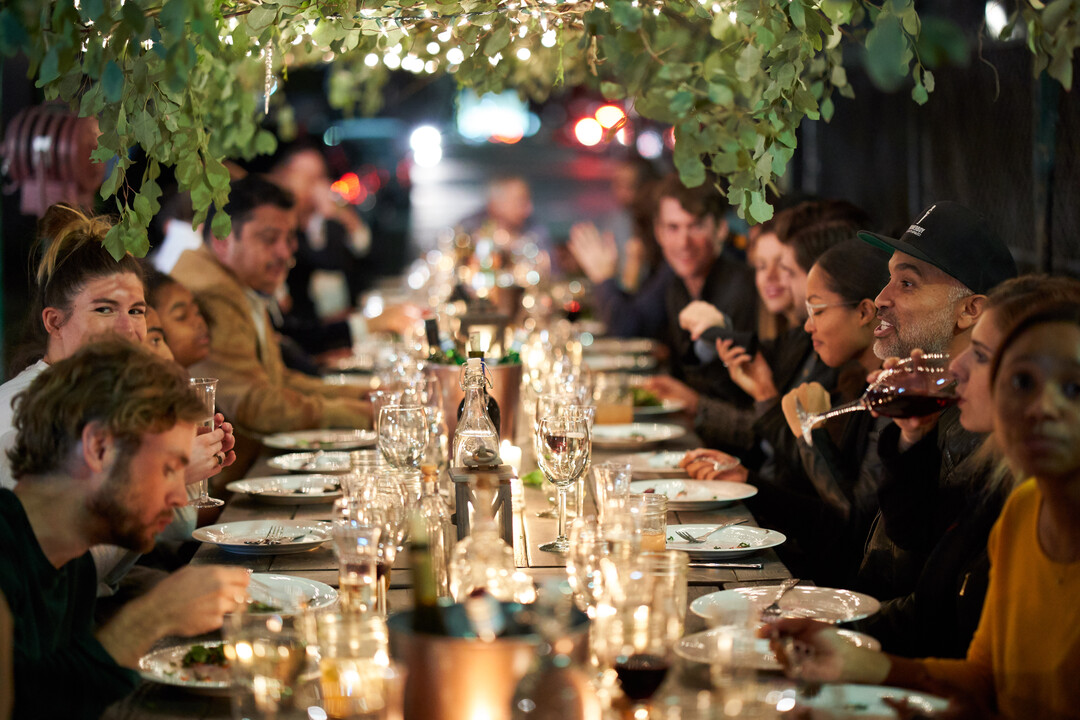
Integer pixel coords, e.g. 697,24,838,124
427,362,522,445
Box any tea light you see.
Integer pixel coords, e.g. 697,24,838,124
499,441,522,475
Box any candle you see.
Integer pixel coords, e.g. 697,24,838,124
499,441,521,475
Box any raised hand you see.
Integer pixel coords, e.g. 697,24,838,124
567,222,618,284
678,300,728,341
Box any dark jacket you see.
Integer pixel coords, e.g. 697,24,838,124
662,248,757,403
856,406,984,601
592,263,674,340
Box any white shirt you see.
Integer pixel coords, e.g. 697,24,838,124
0,360,48,491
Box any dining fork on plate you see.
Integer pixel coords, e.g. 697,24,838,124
674,519,750,543
244,525,285,545
761,577,801,622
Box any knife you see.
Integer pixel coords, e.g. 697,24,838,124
689,562,763,569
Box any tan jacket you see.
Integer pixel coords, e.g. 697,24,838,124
172,246,371,434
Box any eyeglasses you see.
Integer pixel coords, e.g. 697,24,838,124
805,300,858,326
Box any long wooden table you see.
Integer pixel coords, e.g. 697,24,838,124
105,423,794,719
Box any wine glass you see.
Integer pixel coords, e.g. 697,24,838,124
536,414,591,554
796,353,957,445
350,476,407,616
566,516,610,617
378,405,428,470
534,393,575,518
188,377,224,508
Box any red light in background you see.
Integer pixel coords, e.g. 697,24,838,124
666,127,676,148
574,118,603,147
331,172,368,205
595,104,626,129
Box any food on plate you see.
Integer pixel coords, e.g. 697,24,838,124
631,387,663,407
248,600,282,613
171,643,231,683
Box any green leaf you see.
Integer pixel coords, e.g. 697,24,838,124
830,65,847,87
211,206,232,240
669,90,695,115
911,81,928,104
103,225,126,261
922,70,935,93
37,45,60,85
484,24,511,56
122,0,146,35
0,8,29,56
735,43,763,83
254,129,277,156
747,191,774,223
674,151,706,188
102,60,124,102
600,81,626,100
820,0,854,24
789,0,806,30
708,82,734,105
864,14,908,91
1043,0,1072,33
611,1,643,31
820,95,835,121
246,5,279,33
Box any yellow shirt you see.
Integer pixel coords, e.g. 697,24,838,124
921,479,1080,719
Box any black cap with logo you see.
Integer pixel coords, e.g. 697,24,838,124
858,201,1017,295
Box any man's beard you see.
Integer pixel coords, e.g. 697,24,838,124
87,452,169,554
873,304,956,359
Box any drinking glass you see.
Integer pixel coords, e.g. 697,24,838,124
331,519,381,616
796,353,956,445
566,516,610,617
536,414,591,553
593,372,634,426
316,613,402,720
377,405,428,470
224,610,308,720
595,551,687,715
639,494,668,553
189,377,224,508
533,393,575,519
593,461,632,522
350,480,407,616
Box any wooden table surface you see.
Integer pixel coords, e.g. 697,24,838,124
105,418,795,719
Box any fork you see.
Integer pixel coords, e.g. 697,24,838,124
674,519,749,543
244,525,283,545
760,577,801,622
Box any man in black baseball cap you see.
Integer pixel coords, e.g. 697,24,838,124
859,201,1018,359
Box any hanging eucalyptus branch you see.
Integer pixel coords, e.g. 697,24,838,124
0,0,1075,257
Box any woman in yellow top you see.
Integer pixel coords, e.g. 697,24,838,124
768,301,1080,719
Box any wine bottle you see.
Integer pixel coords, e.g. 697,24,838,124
409,513,449,636
424,317,448,363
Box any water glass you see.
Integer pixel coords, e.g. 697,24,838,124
224,611,308,720
593,372,633,425
377,405,427,470
331,520,381,616
593,461,632,521
640,494,668,553
316,613,403,720
189,377,224,508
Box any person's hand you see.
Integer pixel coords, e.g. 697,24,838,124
642,375,700,416
144,565,251,638
718,339,778,402
679,448,748,482
567,222,618,285
781,382,831,438
760,618,891,685
870,349,940,451
368,303,422,337
678,301,728,341
216,415,237,469
187,426,225,485
620,237,646,292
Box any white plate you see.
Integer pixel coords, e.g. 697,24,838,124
665,524,783,558
617,450,686,473
138,640,231,694
630,479,757,510
582,337,656,355
248,573,338,612
226,475,344,504
267,451,353,474
590,423,686,449
691,586,881,625
675,627,880,669
634,399,686,416
263,429,376,451
585,354,658,372
796,684,948,718
193,520,333,555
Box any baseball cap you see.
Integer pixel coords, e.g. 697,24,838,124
858,201,1017,295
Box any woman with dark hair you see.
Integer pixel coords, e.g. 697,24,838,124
142,265,212,370
768,300,1080,720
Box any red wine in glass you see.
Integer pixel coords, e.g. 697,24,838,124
865,388,960,418
614,653,670,701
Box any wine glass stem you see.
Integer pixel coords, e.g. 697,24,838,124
198,477,210,502
556,487,568,543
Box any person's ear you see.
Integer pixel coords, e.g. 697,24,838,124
80,421,116,474
857,298,878,328
41,306,65,337
956,294,986,331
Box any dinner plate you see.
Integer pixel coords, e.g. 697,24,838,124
629,479,757,510
633,399,686,416
267,451,353,475
665,524,783,558
249,573,338,612
193,520,333,555
226,475,344,504
796,684,948,718
138,640,231,694
675,627,880,669
582,337,656,355
584,353,658,372
263,429,376,451
590,423,686,449
690,586,881,625
618,450,686,473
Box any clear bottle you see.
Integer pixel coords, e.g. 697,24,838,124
417,460,452,598
452,356,501,467
448,474,525,603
